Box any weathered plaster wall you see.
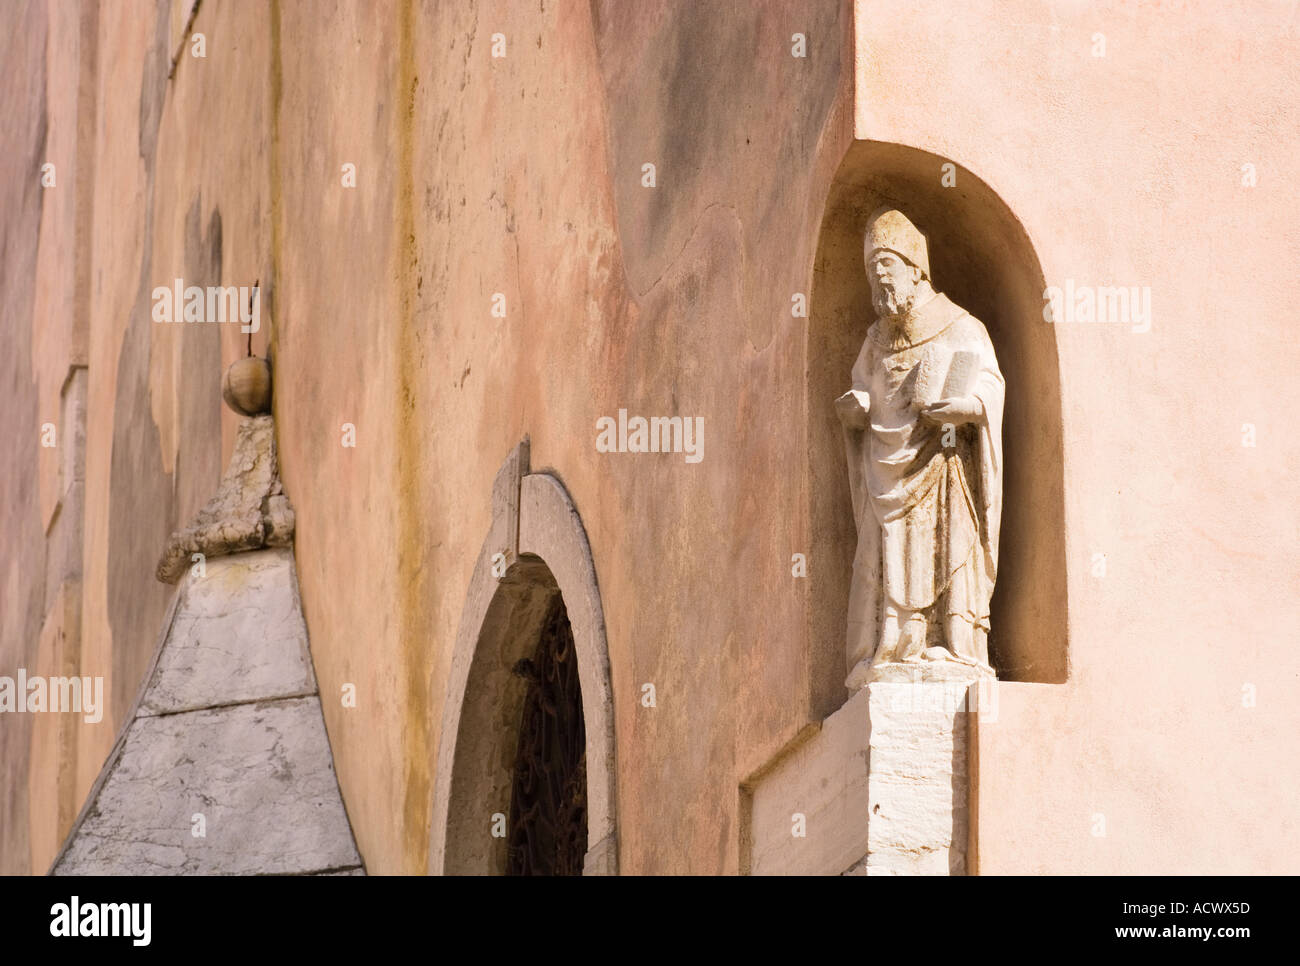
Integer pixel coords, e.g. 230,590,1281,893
0,0,51,876
272,0,851,874
3,0,1296,876
3,0,273,873
3,0,853,875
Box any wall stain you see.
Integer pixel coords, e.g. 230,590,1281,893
395,0,432,874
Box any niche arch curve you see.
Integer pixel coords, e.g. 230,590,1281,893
806,140,1069,686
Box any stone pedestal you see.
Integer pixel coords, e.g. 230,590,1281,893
746,661,993,875
849,662,991,876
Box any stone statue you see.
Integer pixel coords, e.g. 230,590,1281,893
837,208,1004,688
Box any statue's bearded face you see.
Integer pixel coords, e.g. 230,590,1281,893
867,250,921,319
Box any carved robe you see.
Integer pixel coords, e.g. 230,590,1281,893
843,291,1004,684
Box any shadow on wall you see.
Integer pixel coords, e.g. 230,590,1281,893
807,139,1068,696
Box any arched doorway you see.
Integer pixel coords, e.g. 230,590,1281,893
429,444,617,874
807,140,1070,687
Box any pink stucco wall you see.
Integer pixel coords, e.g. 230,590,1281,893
853,0,1300,872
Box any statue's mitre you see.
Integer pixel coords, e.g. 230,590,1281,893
864,207,931,279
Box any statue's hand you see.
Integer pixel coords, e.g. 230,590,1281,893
835,390,870,429
921,395,983,427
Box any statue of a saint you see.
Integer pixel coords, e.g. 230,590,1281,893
837,208,1004,688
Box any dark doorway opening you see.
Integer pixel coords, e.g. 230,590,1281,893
506,593,588,875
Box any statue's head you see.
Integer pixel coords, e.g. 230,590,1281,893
864,207,932,319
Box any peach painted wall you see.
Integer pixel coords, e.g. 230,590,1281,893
853,0,1300,872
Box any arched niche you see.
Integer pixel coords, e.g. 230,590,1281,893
807,140,1068,686
429,446,617,874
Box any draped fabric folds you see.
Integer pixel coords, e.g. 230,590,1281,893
843,292,1004,683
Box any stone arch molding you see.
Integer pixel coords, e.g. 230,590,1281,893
428,440,617,875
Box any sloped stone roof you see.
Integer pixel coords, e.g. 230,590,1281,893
50,548,363,875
